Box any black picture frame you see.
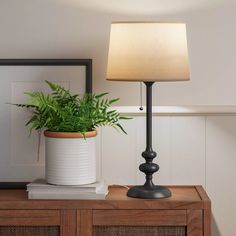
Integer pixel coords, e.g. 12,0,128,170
0,58,93,189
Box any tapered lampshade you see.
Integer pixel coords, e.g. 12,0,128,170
107,22,189,82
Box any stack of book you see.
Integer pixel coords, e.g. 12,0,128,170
27,179,108,200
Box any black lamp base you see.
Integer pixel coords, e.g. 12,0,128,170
127,185,171,199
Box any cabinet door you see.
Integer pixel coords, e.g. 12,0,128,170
0,210,76,236
93,210,187,236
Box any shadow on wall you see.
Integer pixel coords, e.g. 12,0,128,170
212,215,221,236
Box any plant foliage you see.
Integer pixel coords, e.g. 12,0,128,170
13,81,130,134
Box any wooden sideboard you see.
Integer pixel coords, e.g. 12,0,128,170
0,185,211,236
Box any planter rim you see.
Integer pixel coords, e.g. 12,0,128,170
44,130,97,138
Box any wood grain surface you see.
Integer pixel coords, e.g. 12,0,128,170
0,185,211,236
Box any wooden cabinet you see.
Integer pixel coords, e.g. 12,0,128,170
0,186,211,236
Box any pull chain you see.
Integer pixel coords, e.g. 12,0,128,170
139,82,143,111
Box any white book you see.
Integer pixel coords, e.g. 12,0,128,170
28,185,108,200
27,179,106,194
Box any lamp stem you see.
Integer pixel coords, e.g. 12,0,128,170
126,81,171,199
140,82,158,188
146,82,153,149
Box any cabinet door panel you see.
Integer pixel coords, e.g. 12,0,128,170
0,210,77,236
0,226,59,236
93,210,186,226
93,226,186,236
0,210,60,226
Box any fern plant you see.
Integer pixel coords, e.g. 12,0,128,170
13,80,129,135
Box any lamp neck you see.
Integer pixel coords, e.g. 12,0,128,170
144,82,154,151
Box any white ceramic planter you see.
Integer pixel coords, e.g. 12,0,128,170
44,131,96,185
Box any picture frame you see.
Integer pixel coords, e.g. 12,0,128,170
0,59,92,189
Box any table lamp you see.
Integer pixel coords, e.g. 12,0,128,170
106,22,190,199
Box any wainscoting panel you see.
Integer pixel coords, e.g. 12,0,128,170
99,108,236,236
101,116,206,187
170,116,206,186
101,119,139,185
206,116,236,236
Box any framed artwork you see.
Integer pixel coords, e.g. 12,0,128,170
0,59,92,188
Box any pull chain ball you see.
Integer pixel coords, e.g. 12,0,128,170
139,82,143,111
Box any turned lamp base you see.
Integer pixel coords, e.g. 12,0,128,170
127,185,171,199
126,82,171,199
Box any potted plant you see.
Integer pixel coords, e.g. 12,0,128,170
14,81,129,185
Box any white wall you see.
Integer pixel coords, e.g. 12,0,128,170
0,0,236,106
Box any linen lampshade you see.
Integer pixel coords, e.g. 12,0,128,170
107,22,189,82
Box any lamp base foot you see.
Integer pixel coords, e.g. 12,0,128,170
127,185,171,199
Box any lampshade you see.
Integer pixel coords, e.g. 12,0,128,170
106,22,189,82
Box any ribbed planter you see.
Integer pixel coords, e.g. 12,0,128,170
44,130,97,185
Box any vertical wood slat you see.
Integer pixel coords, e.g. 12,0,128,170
187,210,203,236
77,211,80,236
80,210,92,236
60,210,76,236
195,186,211,236
203,207,211,236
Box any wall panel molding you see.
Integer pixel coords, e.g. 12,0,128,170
112,106,236,115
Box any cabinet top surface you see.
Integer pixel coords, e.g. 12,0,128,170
0,185,210,210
